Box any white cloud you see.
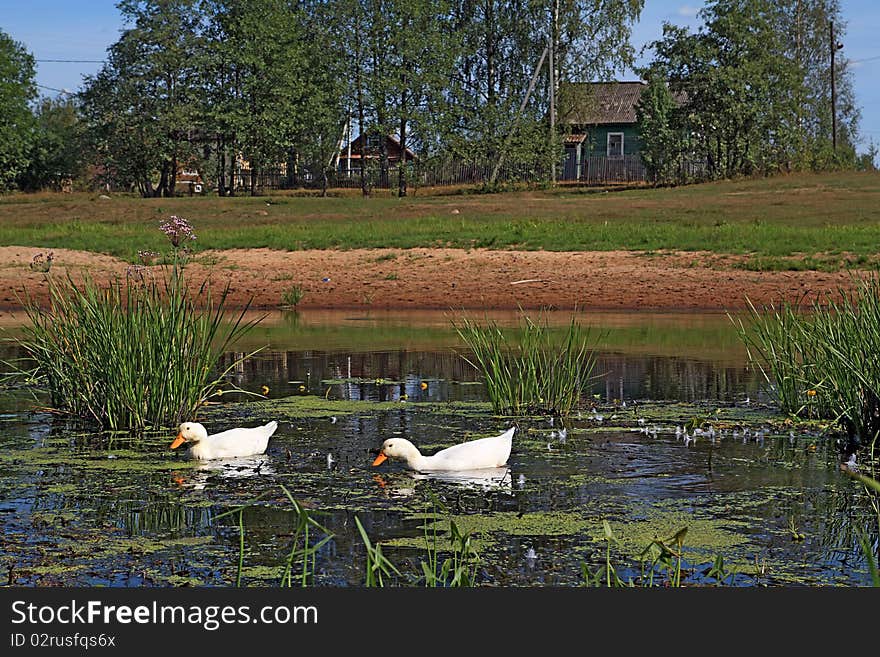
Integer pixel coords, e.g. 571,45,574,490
676,4,700,18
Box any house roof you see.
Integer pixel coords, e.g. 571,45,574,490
342,133,418,160
558,81,647,126
386,134,417,159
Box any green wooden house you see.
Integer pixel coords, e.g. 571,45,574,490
557,81,647,182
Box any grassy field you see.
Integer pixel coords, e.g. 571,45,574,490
1,171,878,266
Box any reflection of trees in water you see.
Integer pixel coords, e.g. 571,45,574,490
4,341,763,404
764,480,879,584
115,497,216,535
218,349,764,402
715,435,879,583
592,354,763,402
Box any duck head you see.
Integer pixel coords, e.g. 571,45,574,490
170,422,208,450
372,438,421,467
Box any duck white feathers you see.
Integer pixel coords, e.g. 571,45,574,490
170,421,278,460
372,426,515,472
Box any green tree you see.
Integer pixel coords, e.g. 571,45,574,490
331,0,457,195
635,74,680,184
0,30,37,192
288,0,348,196
234,0,305,195
120,0,205,196
80,0,204,196
19,96,85,191
642,0,861,179
779,0,860,168
79,45,160,195
644,0,802,179
339,0,644,190
333,0,372,195
385,0,457,196
443,0,644,165
202,0,337,196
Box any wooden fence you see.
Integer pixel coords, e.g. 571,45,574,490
575,155,646,184
230,154,708,192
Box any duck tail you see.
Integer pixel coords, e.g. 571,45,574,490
265,420,279,435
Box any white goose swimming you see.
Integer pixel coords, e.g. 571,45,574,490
372,426,515,472
170,421,278,460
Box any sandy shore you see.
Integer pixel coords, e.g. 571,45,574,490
0,245,857,314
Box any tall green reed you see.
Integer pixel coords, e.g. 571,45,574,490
236,508,245,587
731,297,822,417
355,515,401,587
841,463,880,587
418,492,480,587
733,275,880,444
277,485,334,587
12,267,261,431
420,518,480,587
452,311,597,416
218,489,334,587
355,493,480,587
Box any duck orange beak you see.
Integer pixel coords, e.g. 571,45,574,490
372,452,387,466
170,434,186,450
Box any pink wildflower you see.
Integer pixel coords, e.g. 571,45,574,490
159,216,197,248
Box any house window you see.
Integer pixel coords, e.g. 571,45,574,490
365,134,381,150
607,132,624,159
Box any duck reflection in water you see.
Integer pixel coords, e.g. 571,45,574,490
372,466,513,497
175,454,275,490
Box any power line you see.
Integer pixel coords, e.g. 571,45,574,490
36,83,72,94
36,58,103,63
848,54,880,64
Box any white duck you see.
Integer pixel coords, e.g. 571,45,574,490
170,421,278,460
372,426,515,472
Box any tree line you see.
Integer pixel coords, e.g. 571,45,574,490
636,0,869,182
0,0,871,197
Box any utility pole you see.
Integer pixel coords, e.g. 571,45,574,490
549,33,555,184
346,108,352,178
548,0,559,185
830,20,843,152
490,47,549,185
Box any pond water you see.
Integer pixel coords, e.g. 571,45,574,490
1,310,877,587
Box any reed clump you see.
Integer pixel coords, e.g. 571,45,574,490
452,311,597,416
15,270,259,430
732,275,880,446
12,217,261,431
280,284,305,308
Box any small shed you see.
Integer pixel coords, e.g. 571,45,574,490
176,170,204,195
337,134,417,175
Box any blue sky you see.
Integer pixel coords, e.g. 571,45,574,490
2,0,879,156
